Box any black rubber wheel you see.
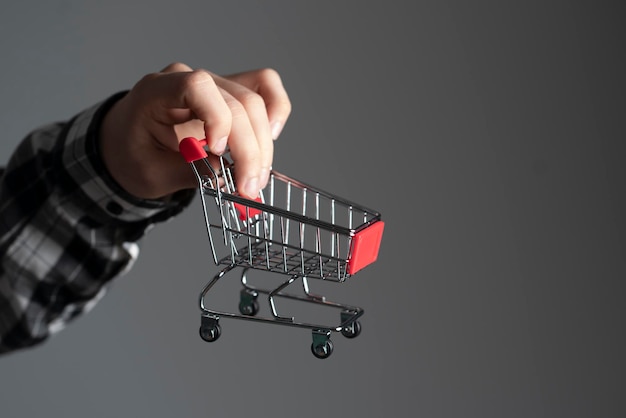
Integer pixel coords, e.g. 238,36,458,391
311,339,334,359
341,321,362,339
199,322,221,342
238,299,260,316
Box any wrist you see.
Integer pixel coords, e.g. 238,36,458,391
99,93,161,200
61,92,191,224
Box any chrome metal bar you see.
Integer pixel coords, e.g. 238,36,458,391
286,181,291,245
199,263,238,311
302,276,325,301
315,193,323,277
263,211,270,269
331,199,336,258
280,216,288,273
268,275,298,322
191,163,218,265
349,205,353,230
246,207,252,265
269,174,275,242
300,188,307,274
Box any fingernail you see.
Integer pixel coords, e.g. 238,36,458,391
271,122,283,140
243,176,260,198
213,136,228,155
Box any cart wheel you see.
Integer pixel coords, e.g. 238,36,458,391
238,299,260,316
311,339,334,359
199,322,221,342
239,289,259,316
341,321,362,339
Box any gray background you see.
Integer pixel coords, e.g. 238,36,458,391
1,1,625,417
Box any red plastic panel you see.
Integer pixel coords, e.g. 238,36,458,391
179,137,208,162
347,221,385,275
234,196,263,221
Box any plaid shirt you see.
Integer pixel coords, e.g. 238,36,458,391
0,93,194,354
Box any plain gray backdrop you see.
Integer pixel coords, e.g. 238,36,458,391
1,1,625,417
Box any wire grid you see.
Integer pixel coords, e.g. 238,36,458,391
199,168,380,282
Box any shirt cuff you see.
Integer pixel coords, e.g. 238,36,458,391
61,92,195,224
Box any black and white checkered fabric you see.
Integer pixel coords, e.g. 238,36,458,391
0,93,194,354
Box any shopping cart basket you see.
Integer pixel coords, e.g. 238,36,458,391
180,137,384,359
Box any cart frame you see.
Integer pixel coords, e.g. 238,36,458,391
180,137,384,358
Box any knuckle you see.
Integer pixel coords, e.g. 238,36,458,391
257,67,281,83
166,61,190,71
279,97,292,114
136,72,160,86
238,91,265,111
226,99,248,119
182,70,215,90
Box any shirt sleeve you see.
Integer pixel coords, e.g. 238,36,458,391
0,92,195,354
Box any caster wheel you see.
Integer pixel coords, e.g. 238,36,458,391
341,321,362,339
199,322,221,342
311,339,334,359
238,299,260,316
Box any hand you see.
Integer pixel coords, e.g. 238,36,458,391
99,62,291,200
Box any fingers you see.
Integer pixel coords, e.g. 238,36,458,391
225,68,292,140
211,73,274,198
133,69,232,155
130,63,290,198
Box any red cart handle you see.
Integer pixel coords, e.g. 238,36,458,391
179,137,208,162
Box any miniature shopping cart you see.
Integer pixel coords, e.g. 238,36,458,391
179,137,384,359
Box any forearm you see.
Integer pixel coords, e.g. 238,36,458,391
0,95,194,354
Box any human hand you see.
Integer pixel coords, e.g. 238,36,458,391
99,62,291,200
